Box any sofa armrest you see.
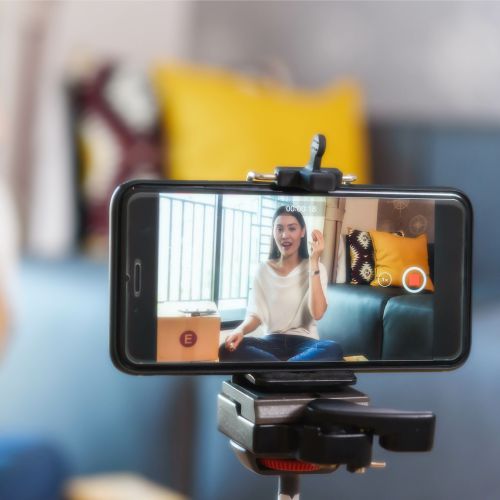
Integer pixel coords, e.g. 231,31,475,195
382,294,434,360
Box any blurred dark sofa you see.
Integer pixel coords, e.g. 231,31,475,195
318,284,434,360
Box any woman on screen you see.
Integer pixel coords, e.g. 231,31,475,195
219,205,343,362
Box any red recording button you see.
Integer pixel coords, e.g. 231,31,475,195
407,272,422,287
402,267,427,294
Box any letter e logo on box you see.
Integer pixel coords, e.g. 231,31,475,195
180,330,197,347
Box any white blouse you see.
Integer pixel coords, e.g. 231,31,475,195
246,260,328,339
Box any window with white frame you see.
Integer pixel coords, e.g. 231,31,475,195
157,193,325,320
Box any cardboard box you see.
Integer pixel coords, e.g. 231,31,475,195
157,315,221,362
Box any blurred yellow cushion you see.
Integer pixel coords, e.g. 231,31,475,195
369,231,434,292
151,63,369,182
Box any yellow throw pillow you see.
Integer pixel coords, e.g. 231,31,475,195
151,63,369,182
370,231,434,292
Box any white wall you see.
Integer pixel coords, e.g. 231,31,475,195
341,198,379,235
0,2,24,179
191,1,500,122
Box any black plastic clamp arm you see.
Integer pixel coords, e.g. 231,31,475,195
304,399,436,453
273,134,343,192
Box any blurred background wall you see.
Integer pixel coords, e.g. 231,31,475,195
2,0,498,287
191,1,500,121
0,2,498,500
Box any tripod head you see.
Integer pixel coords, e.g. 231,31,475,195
217,372,435,499
218,372,435,473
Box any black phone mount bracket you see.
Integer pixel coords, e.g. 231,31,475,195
246,134,357,192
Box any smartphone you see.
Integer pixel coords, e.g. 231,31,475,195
110,180,472,374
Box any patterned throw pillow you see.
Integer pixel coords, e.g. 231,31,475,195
72,63,162,254
347,229,375,284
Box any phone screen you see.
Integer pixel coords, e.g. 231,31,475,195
119,189,468,368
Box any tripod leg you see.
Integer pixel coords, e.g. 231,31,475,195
278,474,299,500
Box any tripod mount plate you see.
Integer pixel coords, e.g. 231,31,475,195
220,379,367,426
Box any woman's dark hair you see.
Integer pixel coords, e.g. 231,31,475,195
268,205,309,260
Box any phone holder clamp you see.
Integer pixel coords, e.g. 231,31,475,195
246,134,357,192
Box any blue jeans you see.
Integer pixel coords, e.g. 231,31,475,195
219,333,343,362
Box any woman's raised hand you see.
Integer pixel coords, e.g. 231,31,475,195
225,330,244,352
310,229,325,262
